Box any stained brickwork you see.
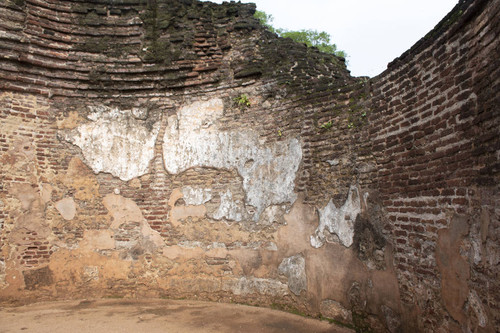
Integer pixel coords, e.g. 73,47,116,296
0,0,498,332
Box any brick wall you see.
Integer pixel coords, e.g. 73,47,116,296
364,0,499,330
0,0,498,331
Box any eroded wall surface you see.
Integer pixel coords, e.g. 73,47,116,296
0,0,498,332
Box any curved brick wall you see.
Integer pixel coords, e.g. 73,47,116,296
0,0,498,332
363,0,499,330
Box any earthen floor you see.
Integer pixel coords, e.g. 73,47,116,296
0,299,354,333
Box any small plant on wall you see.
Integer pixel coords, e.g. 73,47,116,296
234,94,251,109
320,120,333,130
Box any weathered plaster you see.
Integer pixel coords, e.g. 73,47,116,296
175,186,249,223
211,189,245,222
59,157,101,202
222,276,289,297
0,260,5,288
48,249,132,296
1,1,495,330
9,183,38,212
259,205,287,226
278,254,307,296
8,183,51,241
83,266,99,282
311,186,361,248
168,188,207,226
320,299,352,323
63,106,160,181
54,197,77,221
181,186,212,205
436,215,470,325
163,98,302,221
277,196,319,258
78,230,115,252
102,194,164,256
468,289,488,327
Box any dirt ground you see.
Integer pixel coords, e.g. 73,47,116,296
0,299,354,333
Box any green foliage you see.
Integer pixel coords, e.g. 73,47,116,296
318,314,356,330
320,120,333,130
346,93,370,129
234,94,251,109
279,29,345,57
253,10,276,33
254,10,346,58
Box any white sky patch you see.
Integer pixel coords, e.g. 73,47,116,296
202,0,458,77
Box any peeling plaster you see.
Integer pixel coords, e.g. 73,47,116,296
311,186,361,248
278,254,307,296
62,106,160,181
163,98,302,221
320,299,352,323
259,205,287,226
468,289,487,327
83,266,99,282
181,187,212,205
180,186,247,222
223,276,288,296
211,189,245,222
168,188,206,226
102,194,164,258
0,260,6,288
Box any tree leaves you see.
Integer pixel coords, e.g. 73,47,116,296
254,10,346,58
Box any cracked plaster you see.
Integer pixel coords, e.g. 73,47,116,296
163,98,302,222
311,186,362,248
62,106,160,181
278,254,307,296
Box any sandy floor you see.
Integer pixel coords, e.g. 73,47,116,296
0,299,354,333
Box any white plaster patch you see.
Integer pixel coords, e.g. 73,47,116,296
223,276,288,296
468,289,487,327
54,197,77,221
207,242,227,249
181,186,212,205
311,186,361,248
210,189,245,222
83,266,99,282
258,205,287,226
163,98,302,221
179,186,245,222
264,242,278,251
0,260,6,288
178,241,205,249
0,199,3,233
327,159,340,166
63,105,160,181
278,254,307,296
